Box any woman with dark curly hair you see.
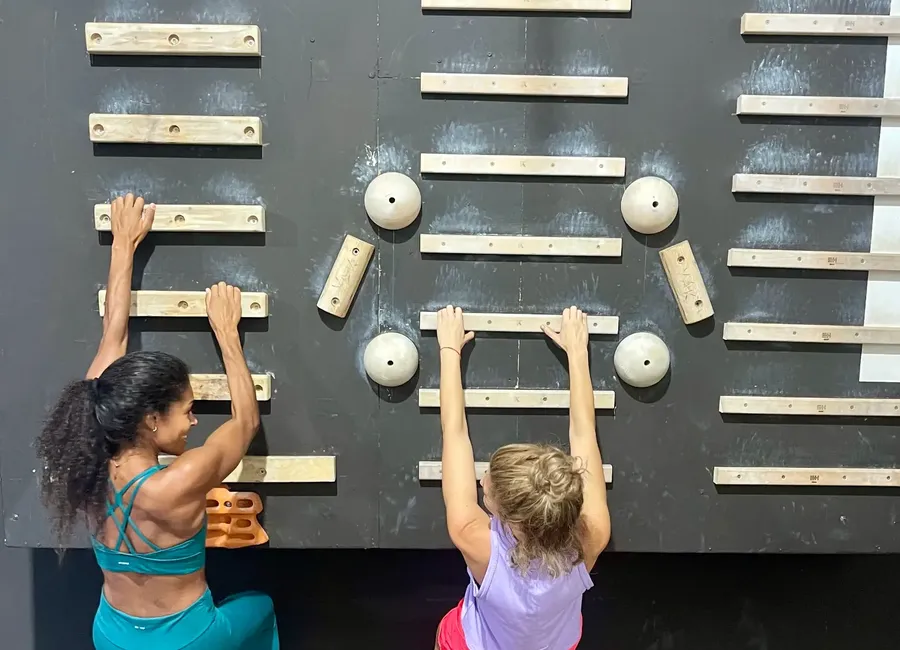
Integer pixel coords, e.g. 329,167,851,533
36,194,279,649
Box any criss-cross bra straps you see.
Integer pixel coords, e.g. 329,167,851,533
106,465,164,554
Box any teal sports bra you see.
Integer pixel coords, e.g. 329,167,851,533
91,464,206,576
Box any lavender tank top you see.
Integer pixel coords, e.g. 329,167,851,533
461,516,593,650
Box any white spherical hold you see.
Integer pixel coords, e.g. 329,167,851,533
614,332,670,388
364,172,422,230
364,332,419,387
620,176,679,235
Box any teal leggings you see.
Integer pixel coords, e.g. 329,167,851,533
93,589,279,650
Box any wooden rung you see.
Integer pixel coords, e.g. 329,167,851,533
736,95,900,118
85,22,261,56
419,388,615,409
719,395,900,417
422,0,632,11
658,240,714,325
732,174,900,196
713,466,899,487
190,374,272,401
727,249,900,272
159,455,336,483
88,114,262,146
94,204,265,232
98,290,269,317
419,461,614,483
740,13,900,37
420,234,622,257
420,73,628,98
420,311,619,334
421,153,626,178
724,322,900,345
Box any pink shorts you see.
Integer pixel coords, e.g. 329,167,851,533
437,601,582,650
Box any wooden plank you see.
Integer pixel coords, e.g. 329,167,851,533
732,174,900,196
98,290,269,317
85,22,261,56
420,72,628,98
719,395,900,417
736,95,900,118
420,234,622,257
89,113,262,146
726,249,900,272
159,455,336,483
94,203,265,232
419,388,615,409
189,374,272,401
420,311,619,334
724,322,900,345
740,13,900,37
419,461,614,483
421,153,626,178
316,235,375,318
713,466,899,487
422,0,632,11
658,240,713,324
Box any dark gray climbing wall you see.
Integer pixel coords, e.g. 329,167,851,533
1,0,897,551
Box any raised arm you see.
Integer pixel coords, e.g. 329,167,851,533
437,306,490,580
542,307,611,569
86,194,155,379
164,283,260,500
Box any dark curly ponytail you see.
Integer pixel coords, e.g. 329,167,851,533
36,351,190,543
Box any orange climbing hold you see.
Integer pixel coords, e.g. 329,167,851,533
205,486,269,548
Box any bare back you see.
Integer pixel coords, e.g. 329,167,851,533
97,464,208,617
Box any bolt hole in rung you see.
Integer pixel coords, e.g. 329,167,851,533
100,214,110,223
91,33,102,43
352,247,360,255
169,124,181,134
694,300,703,307
224,501,233,508
244,35,256,46
244,126,255,136
174,214,186,223
254,384,263,392
250,302,262,311
331,297,340,306
178,300,189,309
248,215,259,224
93,123,105,135
168,33,180,45
677,256,685,263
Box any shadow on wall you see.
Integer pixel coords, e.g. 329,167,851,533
9,546,900,650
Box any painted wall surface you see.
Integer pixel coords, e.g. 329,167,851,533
2,0,900,552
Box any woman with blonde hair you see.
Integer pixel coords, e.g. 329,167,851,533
434,305,611,650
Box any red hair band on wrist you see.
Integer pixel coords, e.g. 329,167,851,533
440,347,461,356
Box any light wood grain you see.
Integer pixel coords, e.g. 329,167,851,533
190,374,272,401
732,174,900,196
419,388,615,409
420,234,622,257
658,240,713,324
85,22,261,56
740,13,900,36
421,72,628,97
94,203,265,232
421,153,626,178
724,322,900,345
98,290,269,317
89,113,262,146
422,0,631,11
727,249,900,272
714,466,899,487
420,311,619,334
159,455,336,483
736,95,900,118
719,395,900,417
316,235,375,318
419,461,614,482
